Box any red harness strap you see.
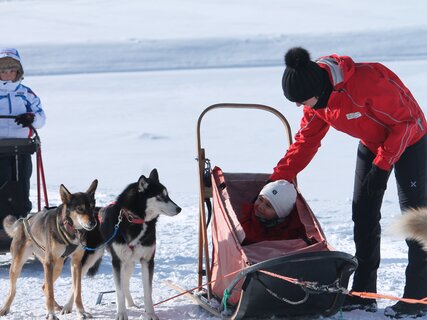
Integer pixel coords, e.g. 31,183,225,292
98,203,145,225
121,209,145,224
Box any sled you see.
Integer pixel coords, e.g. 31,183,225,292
193,103,357,319
0,115,49,253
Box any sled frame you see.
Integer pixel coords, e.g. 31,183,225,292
195,103,293,298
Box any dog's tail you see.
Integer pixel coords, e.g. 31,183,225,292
391,207,427,249
2,215,19,238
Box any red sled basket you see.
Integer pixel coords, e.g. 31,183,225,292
193,103,357,319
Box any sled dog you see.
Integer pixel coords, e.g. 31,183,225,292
392,207,427,251
0,180,98,320
65,169,181,320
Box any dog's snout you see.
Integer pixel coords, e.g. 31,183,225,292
79,212,98,231
176,207,182,214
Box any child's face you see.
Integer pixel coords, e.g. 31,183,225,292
254,195,278,220
0,69,18,81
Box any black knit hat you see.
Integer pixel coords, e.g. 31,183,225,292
282,47,326,103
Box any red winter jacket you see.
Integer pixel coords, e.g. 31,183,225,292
271,55,427,182
240,203,305,245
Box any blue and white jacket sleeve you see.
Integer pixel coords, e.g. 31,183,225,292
26,87,46,129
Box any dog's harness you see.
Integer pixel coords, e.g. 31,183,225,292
23,215,46,252
55,214,79,256
22,209,79,258
84,204,145,251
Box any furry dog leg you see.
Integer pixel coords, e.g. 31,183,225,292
112,257,128,320
41,257,65,311
43,256,58,319
0,234,33,316
141,258,158,320
62,247,104,315
123,263,136,308
70,249,93,319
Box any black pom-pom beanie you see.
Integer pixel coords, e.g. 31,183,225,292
282,47,329,103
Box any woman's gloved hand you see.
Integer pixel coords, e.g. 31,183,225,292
363,164,389,197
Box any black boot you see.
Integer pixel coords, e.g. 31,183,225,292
384,301,427,319
341,295,377,312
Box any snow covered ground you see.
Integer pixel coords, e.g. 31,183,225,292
1,0,427,319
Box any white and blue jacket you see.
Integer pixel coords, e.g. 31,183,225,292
0,48,45,138
0,81,46,138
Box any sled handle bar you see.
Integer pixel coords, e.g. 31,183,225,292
196,103,293,154
195,103,294,297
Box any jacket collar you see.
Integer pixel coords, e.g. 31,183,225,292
0,80,21,92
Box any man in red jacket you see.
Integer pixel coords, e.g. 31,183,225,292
272,47,427,318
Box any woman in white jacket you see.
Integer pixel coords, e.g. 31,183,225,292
0,48,46,228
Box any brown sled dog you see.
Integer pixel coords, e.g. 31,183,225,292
392,207,427,251
0,180,98,320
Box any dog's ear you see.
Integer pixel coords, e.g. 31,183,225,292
60,184,72,203
86,179,98,195
149,168,159,182
137,175,149,192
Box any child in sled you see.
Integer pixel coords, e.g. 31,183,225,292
240,180,305,245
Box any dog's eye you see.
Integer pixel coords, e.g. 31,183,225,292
76,206,83,213
156,195,167,202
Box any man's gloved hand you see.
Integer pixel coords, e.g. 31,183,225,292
363,164,389,197
15,113,35,127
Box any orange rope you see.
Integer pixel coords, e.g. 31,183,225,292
349,291,427,305
154,267,245,307
156,267,427,308
258,269,302,285
259,269,427,306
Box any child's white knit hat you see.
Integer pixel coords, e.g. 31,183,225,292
259,180,297,218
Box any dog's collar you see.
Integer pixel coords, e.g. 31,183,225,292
99,203,145,225
121,208,145,224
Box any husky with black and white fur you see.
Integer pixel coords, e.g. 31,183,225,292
66,169,181,320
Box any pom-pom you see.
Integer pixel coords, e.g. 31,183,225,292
284,47,311,69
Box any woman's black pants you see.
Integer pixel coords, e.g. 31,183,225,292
352,134,427,299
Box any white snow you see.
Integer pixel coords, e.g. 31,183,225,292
1,0,427,319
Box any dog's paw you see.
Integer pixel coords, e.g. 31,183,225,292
115,312,129,320
45,313,59,320
143,312,159,320
77,310,93,319
0,307,10,316
60,303,72,315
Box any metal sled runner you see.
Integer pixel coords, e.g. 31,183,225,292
194,103,357,319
